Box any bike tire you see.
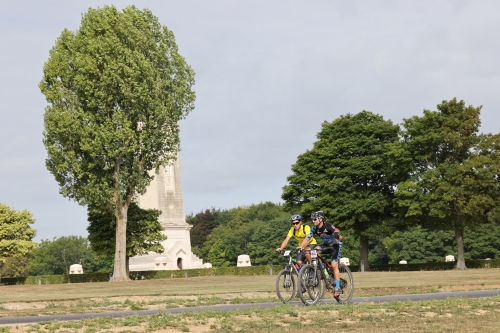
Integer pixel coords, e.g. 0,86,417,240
297,264,324,306
276,269,296,303
335,263,354,304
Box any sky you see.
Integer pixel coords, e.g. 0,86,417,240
1,1,499,241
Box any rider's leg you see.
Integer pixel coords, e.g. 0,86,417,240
296,250,305,265
303,246,311,263
331,243,342,294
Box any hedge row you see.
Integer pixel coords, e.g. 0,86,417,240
349,259,500,272
0,272,111,286
1,259,499,285
129,265,273,280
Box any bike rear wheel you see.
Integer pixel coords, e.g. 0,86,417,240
335,263,354,304
297,264,324,306
276,269,296,303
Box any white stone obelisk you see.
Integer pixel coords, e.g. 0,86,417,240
128,154,205,271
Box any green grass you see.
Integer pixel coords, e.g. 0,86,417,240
2,268,500,303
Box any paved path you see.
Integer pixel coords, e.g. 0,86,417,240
1,289,499,326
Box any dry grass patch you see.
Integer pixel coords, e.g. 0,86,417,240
2,296,500,332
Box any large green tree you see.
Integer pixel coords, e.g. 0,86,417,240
392,99,500,269
282,111,402,270
87,202,166,274
39,6,195,280
0,203,36,277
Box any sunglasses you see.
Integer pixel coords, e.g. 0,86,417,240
312,218,318,221
292,221,300,225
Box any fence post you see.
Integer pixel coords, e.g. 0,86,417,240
184,270,188,278
360,260,365,272
269,265,273,275
38,277,41,285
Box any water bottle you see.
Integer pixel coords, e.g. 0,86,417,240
295,264,300,272
319,261,329,278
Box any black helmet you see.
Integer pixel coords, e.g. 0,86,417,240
311,211,325,220
290,214,302,221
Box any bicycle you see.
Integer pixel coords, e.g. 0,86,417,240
275,249,304,303
297,246,354,305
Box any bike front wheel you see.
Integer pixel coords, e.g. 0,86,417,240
276,269,296,303
297,264,324,306
336,263,354,304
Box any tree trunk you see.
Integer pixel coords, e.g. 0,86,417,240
112,203,130,281
359,235,370,272
455,228,466,270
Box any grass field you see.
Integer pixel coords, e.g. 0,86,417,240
0,268,499,332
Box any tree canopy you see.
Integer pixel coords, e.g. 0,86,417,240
39,5,195,280
282,111,402,270
0,203,36,268
392,98,500,268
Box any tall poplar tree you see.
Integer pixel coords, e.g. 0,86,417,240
282,111,402,270
392,99,500,269
40,6,195,281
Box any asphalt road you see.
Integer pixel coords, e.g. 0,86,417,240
1,289,499,326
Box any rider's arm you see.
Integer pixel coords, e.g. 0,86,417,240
332,226,342,241
277,236,292,252
334,227,343,241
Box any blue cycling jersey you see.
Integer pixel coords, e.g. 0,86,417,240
305,222,340,245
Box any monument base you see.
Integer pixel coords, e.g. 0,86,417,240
129,225,206,271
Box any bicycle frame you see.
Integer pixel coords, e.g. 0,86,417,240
298,246,354,305
282,250,301,274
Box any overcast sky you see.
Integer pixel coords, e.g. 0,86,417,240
1,1,499,241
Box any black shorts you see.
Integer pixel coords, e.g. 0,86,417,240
318,243,342,263
298,244,317,262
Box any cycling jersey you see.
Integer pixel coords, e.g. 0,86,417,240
305,222,340,246
287,224,318,246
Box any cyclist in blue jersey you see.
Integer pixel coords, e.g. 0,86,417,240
299,211,343,297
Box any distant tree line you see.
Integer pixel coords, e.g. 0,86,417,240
188,202,500,268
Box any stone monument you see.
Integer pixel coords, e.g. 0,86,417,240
237,254,251,267
339,257,350,266
129,154,206,271
69,264,83,274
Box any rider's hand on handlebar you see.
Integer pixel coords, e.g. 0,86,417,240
295,246,303,253
275,248,282,253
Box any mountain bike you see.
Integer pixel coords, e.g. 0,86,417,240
297,247,354,305
275,250,303,303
